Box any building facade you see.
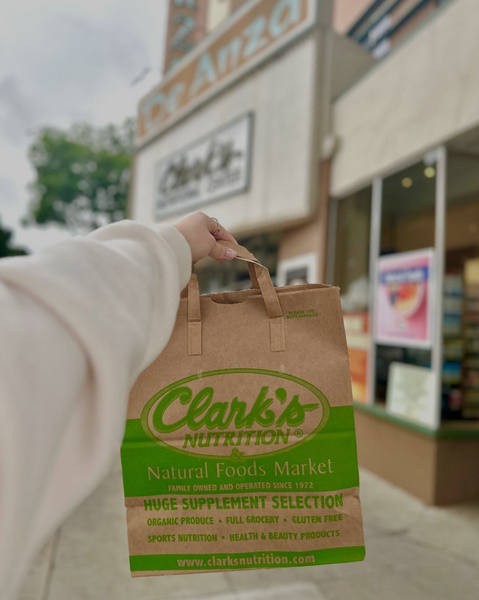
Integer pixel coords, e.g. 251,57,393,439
335,0,450,58
329,0,479,504
131,0,479,504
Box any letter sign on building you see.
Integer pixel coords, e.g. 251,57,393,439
138,0,317,145
155,113,253,217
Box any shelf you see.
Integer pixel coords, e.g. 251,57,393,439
354,402,479,439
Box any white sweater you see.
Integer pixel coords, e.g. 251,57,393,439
0,221,192,600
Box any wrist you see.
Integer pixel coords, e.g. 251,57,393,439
160,225,192,287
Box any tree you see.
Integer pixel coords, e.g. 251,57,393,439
24,119,135,233
0,218,28,258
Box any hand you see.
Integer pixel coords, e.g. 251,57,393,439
173,212,237,263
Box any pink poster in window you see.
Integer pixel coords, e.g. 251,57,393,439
375,249,435,348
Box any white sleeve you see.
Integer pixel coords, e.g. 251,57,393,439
0,220,192,599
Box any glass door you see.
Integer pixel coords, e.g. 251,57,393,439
374,157,438,423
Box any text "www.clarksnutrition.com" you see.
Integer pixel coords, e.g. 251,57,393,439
177,553,315,568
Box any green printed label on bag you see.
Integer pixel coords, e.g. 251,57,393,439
141,369,329,458
121,369,365,573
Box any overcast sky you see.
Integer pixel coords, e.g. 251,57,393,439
0,0,168,251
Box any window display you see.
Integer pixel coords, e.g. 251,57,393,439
445,151,479,420
375,249,434,348
332,187,372,403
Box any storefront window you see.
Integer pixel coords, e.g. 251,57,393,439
334,187,372,312
444,151,479,420
333,187,372,403
375,158,437,407
331,148,479,432
380,160,436,254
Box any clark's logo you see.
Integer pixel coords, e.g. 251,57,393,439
141,369,330,459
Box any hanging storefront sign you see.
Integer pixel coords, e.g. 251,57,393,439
375,249,435,348
155,113,253,218
386,362,437,429
137,0,317,144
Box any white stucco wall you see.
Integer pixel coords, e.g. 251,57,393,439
331,0,479,197
131,33,319,234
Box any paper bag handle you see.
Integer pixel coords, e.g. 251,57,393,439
186,241,285,355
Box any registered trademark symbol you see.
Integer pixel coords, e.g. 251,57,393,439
294,429,303,438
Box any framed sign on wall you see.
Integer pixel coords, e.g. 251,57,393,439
386,362,436,429
154,113,253,218
276,253,318,287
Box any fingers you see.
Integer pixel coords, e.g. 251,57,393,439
209,241,237,262
207,215,237,243
214,227,236,243
207,216,219,235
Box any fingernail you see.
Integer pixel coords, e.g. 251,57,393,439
225,249,237,259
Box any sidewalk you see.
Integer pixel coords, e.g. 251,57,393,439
20,460,479,600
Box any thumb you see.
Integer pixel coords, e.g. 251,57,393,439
209,241,237,261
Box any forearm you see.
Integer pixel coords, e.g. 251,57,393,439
0,220,191,599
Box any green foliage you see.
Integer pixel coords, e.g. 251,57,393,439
24,119,135,233
0,218,28,258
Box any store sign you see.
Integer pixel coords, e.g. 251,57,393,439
138,0,317,144
386,363,437,429
155,114,252,217
375,249,435,348
163,0,206,73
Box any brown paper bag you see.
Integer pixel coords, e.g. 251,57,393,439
121,241,365,576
